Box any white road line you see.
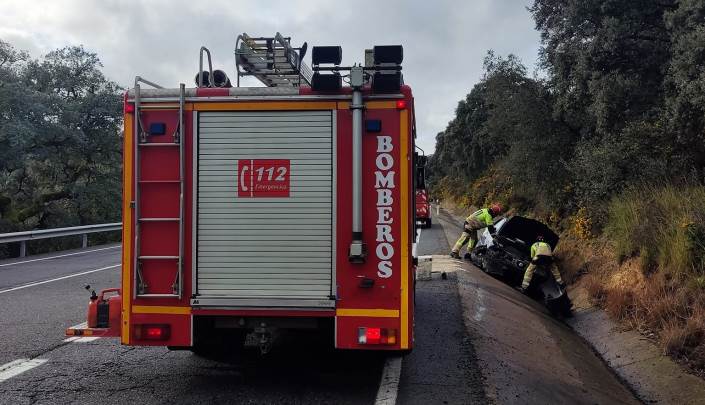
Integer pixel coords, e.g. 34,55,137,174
412,228,422,258
375,355,403,405
69,321,88,330
0,264,120,295
73,337,101,343
0,245,120,268
0,358,48,383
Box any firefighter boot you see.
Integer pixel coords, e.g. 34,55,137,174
449,251,460,259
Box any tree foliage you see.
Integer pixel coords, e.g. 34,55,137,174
428,52,574,212
0,40,122,247
429,0,705,225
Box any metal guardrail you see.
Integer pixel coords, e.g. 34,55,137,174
0,223,122,257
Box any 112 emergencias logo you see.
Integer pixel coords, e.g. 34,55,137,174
237,159,291,198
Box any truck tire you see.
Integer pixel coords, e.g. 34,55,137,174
425,218,432,228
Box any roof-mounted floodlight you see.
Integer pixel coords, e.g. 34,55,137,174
312,46,343,65
373,45,403,65
372,71,403,93
371,45,403,93
311,72,342,92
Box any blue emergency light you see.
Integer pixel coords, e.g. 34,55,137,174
149,123,166,135
365,119,382,132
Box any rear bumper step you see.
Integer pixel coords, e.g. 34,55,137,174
65,325,119,338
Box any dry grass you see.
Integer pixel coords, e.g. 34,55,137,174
660,305,705,371
606,183,705,277
583,274,607,304
444,178,705,373
574,246,705,373
433,167,518,215
557,183,705,374
604,286,634,320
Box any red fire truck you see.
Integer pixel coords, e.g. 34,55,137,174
67,33,417,353
414,151,431,228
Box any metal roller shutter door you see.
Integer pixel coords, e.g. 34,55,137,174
196,110,334,302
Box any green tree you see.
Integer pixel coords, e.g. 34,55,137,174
663,0,705,176
528,0,705,212
429,52,573,212
0,41,122,244
530,0,673,137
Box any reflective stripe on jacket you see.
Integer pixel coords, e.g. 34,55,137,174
464,208,493,229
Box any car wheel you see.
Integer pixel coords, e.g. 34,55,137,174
560,295,574,318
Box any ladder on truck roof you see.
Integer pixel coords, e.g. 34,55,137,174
235,32,312,87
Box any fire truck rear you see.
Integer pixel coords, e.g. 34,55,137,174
414,152,431,228
67,34,417,353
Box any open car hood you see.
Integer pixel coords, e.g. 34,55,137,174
496,216,559,250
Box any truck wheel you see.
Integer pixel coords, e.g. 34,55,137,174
425,218,432,228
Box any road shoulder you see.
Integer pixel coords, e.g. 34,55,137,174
396,260,488,404
569,285,705,404
436,209,639,404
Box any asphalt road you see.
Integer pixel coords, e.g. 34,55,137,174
398,221,487,404
0,244,387,404
0,219,485,404
0,245,121,366
0,211,636,404
0,216,491,405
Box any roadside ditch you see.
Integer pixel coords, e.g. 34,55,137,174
436,204,705,404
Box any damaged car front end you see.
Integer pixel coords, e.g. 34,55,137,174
471,216,572,317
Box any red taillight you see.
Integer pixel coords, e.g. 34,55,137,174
134,324,170,341
396,100,407,110
146,327,163,339
366,328,381,344
123,92,135,113
358,327,396,345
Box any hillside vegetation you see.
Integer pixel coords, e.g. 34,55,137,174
0,40,122,256
429,1,705,371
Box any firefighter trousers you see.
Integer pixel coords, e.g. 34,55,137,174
452,230,478,254
522,262,563,289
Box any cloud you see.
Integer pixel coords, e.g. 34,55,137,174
0,0,541,153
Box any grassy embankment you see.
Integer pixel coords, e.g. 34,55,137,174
435,175,705,374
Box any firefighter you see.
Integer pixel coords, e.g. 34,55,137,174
449,203,503,259
521,234,564,292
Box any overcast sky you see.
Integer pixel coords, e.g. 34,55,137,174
0,0,541,153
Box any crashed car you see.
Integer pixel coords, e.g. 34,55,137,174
470,216,572,317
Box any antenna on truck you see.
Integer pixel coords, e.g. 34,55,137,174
235,32,312,87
